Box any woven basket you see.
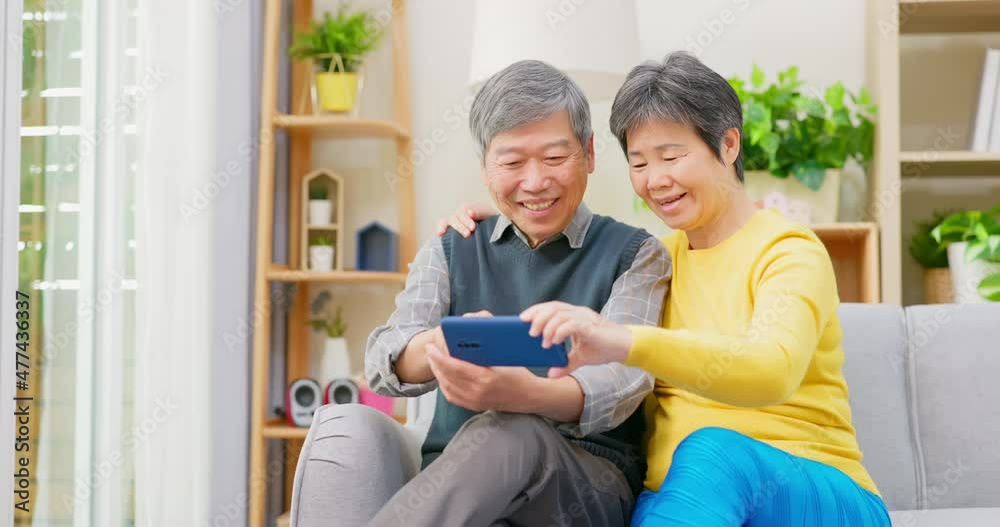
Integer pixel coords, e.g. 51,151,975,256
923,268,954,304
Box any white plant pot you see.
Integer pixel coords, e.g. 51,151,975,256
309,245,334,272
948,242,1000,304
744,169,841,224
319,337,351,386
309,199,333,225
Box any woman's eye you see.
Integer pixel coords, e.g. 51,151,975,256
631,163,647,169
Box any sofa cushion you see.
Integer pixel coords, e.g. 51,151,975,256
890,507,1000,526
838,304,919,511
906,304,1000,510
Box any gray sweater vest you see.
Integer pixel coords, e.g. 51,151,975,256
423,214,650,495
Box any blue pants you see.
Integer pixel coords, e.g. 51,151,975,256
631,427,890,526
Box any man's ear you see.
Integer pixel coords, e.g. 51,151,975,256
585,134,596,174
722,128,740,166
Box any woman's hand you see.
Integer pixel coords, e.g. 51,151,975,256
434,202,498,238
520,301,633,378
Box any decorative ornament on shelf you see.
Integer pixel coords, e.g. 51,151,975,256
301,169,344,271
287,6,385,115
356,221,398,272
308,290,351,387
728,65,876,224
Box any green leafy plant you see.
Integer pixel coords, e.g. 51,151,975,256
310,235,333,247
309,184,328,201
909,210,954,269
728,65,877,191
288,6,385,73
307,291,346,338
930,205,1000,301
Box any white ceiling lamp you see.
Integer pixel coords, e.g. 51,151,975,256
467,0,640,101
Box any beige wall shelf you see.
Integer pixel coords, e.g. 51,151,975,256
901,150,1000,176
868,0,1000,304
899,0,1000,34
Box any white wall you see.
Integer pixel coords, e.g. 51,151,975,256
308,0,871,369
405,0,869,241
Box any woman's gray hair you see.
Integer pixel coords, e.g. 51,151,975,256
609,51,744,182
469,60,592,161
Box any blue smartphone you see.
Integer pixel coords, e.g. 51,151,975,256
440,315,569,367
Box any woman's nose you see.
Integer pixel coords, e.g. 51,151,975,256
646,166,675,190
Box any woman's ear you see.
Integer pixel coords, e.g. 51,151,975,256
722,128,741,166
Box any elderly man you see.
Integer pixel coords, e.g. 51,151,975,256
290,60,670,527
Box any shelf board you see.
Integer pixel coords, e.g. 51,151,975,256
306,224,339,230
267,265,406,284
272,113,410,139
810,222,878,241
900,150,1000,177
262,415,407,440
899,0,1000,34
262,420,309,439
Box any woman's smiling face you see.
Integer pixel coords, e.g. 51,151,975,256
625,119,741,232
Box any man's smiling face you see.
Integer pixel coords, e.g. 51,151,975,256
482,110,594,248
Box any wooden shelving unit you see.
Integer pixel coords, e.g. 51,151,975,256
249,1,415,526
866,0,1000,304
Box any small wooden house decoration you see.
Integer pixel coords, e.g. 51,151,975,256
301,169,344,271
356,222,398,272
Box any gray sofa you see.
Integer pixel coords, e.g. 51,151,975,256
293,303,1000,525
839,303,999,525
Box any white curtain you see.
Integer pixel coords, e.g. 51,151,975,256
134,0,216,524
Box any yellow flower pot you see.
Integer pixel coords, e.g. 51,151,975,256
315,72,359,113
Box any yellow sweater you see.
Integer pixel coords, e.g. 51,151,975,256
625,209,879,496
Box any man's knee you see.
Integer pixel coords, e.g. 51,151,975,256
460,412,553,444
307,403,408,467
445,412,555,465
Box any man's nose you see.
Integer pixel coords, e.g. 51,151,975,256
520,163,550,192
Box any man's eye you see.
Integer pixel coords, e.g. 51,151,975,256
502,161,523,168
545,156,567,163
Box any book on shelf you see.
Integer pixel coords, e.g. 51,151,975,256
972,49,1000,152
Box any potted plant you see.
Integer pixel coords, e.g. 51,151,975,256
308,235,335,272
931,206,1000,303
308,184,332,225
308,291,351,385
287,6,385,114
728,65,876,223
909,211,955,303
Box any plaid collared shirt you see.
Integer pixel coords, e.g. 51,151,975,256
365,204,671,437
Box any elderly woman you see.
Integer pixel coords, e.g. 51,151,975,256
441,52,890,526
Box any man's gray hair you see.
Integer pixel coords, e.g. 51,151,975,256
609,51,744,182
469,60,592,161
